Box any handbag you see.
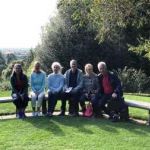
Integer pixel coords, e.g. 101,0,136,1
84,102,93,117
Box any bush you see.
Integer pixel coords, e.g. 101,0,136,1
0,81,11,91
116,67,150,93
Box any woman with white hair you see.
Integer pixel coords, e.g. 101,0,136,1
47,62,65,116
30,61,46,116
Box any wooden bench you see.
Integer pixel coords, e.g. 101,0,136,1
125,100,150,125
0,97,150,125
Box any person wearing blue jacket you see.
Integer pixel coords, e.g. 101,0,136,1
30,61,46,116
59,59,83,116
47,62,65,116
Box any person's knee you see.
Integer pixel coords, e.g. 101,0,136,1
38,93,45,100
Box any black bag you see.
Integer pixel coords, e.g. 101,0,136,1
107,98,129,121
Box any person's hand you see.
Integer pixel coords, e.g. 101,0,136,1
85,93,88,98
20,94,24,101
91,90,97,94
112,93,117,99
35,91,39,95
91,94,95,98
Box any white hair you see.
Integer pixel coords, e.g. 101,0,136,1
51,62,62,72
97,61,107,69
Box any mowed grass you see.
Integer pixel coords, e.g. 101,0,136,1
0,116,150,150
0,92,150,150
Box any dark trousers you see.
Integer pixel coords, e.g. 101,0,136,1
60,91,81,114
48,92,62,114
98,94,127,116
12,94,29,109
42,98,47,115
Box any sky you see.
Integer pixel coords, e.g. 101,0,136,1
0,0,58,48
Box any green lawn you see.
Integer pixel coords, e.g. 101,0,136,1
0,91,11,97
0,116,150,150
0,92,150,149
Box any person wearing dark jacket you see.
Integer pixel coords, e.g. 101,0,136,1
59,60,83,116
97,61,129,122
10,64,29,119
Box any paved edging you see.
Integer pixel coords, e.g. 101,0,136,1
0,112,148,126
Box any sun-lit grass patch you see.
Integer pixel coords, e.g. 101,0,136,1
0,116,150,150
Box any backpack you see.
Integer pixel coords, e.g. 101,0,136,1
107,97,129,121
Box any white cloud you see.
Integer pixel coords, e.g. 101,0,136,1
0,0,58,48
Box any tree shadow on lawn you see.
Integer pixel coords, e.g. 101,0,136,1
24,116,94,135
1,116,149,136
50,116,150,136
23,117,65,136
24,115,150,136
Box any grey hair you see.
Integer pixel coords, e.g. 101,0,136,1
51,62,62,72
70,59,77,66
97,61,107,69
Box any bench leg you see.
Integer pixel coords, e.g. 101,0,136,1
148,110,150,126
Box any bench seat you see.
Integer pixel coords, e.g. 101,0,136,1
0,97,150,125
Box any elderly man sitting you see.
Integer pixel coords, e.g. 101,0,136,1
97,61,129,122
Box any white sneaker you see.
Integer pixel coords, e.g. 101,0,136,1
37,112,41,116
32,112,36,117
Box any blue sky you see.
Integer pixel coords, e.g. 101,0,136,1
0,0,58,48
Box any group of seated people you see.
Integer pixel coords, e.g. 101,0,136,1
10,59,129,122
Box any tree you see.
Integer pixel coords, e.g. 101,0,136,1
35,0,150,75
36,0,103,72
24,49,35,71
0,52,6,76
5,53,17,64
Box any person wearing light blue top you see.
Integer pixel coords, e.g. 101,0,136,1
30,61,46,116
47,62,65,116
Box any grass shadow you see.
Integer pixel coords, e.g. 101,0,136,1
23,116,65,136
52,115,150,136
1,114,150,137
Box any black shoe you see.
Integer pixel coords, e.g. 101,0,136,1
46,112,53,117
111,114,119,122
72,113,79,117
68,113,79,117
22,112,27,118
93,114,100,118
68,113,74,116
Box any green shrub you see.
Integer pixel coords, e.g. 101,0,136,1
0,81,11,91
116,67,150,93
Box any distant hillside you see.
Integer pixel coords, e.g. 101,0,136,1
0,48,30,60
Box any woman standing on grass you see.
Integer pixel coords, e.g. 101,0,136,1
10,63,29,119
30,61,46,116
